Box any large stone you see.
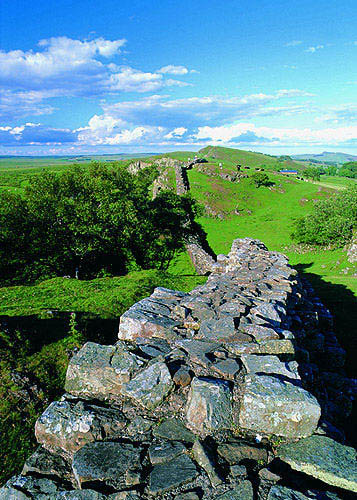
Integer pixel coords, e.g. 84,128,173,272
238,375,320,438
72,442,142,490
148,453,198,494
153,418,195,443
0,488,29,499
118,297,181,340
216,480,254,499
198,317,236,341
240,355,300,380
35,400,126,458
65,342,145,402
277,435,357,493
217,441,268,465
192,440,222,487
148,441,186,464
186,377,232,434
226,339,295,355
22,446,72,480
3,476,64,498
122,361,173,409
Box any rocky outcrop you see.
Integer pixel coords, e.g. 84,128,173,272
1,238,355,499
347,231,357,263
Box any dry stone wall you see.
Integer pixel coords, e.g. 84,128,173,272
2,238,356,499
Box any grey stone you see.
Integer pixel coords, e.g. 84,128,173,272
148,453,198,494
4,475,63,497
277,435,357,492
72,442,142,490
238,375,320,438
118,297,181,341
65,342,145,402
153,418,195,443
35,400,126,458
192,440,222,487
54,491,105,499
22,446,72,480
0,488,29,499
267,485,314,500
175,492,200,500
121,361,173,409
175,339,220,367
230,464,248,477
198,317,236,341
212,358,241,380
173,366,192,387
135,337,171,358
216,480,254,499
186,377,232,434
240,355,300,380
217,441,268,465
226,339,295,355
148,441,186,464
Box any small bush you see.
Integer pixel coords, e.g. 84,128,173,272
250,172,272,188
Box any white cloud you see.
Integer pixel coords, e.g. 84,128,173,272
164,127,188,139
0,37,192,120
158,65,190,75
306,45,324,53
285,40,303,47
0,123,78,145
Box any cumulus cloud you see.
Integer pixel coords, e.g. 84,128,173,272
194,122,357,146
0,37,192,120
0,123,78,145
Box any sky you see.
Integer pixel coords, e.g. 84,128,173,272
0,0,357,156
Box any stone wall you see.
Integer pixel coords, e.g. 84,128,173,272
2,238,356,499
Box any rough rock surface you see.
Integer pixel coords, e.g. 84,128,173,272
277,435,357,492
2,238,355,500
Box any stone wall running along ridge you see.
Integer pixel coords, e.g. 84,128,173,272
1,238,356,499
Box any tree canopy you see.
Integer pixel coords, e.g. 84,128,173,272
0,163,204,285
292,185,357,246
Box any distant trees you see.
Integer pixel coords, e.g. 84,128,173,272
292,185,357,246
326,165,338,176
0,163,204,285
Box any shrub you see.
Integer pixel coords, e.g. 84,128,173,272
250,172,272,188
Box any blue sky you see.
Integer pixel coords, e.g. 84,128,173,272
1,0,357,155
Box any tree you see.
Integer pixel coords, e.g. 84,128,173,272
339,162,357,179
302,167,321,181
292,185,357,246
250,172,272,188
0,164,204,285
326,165,337,176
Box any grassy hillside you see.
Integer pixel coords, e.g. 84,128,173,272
292,151,357,164
198,145,302,170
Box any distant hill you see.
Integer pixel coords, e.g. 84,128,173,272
198,145,302,170
292,151,357,165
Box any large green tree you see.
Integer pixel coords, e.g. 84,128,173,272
0,163,203,285
292,185,357,246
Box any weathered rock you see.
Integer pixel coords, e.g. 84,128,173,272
148,441,186,464
0,487,29,499
267,485,314,500
118,297,181,341
238,375,320,438
226,339,295,355
216,480,254,499
198,317,236,341
175,339,220,367
121,361,173,409
148,453,198,494
172,366,192,387
35,400,126,458
72,442,142,490
153,418,195,443
4,475,64,498
53,491,105,499
277,435,357,492
240,354,300,380
186,377,232,434
65,342,145,402
192,440,222,487
135,337,171,358
211,358,241,380
22,446,72,480
217,441,268,465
